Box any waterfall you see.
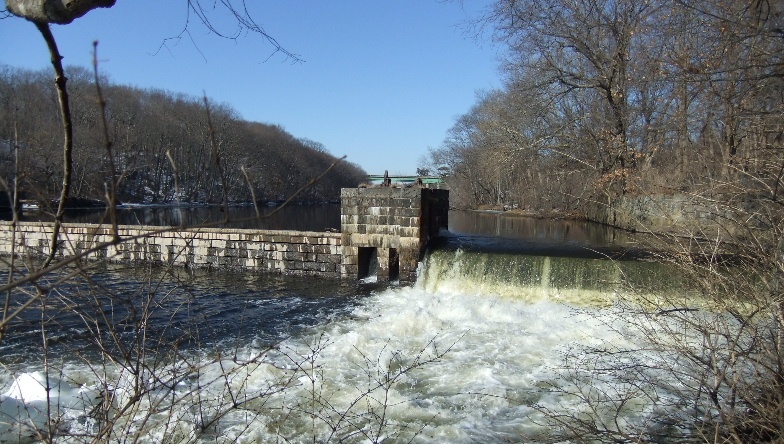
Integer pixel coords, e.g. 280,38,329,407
419,240,681,306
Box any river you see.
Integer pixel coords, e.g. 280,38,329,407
0,211,690,443
20,203,341,231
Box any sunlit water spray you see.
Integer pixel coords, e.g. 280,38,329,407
0,249,685,443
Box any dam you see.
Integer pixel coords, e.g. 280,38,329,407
0,191,707,443
0,187,449,284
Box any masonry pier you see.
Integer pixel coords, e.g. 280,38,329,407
0,188,449,285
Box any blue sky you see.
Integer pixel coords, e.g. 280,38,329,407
1,1,503,175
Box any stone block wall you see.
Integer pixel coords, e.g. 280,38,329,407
340,187,449,283
584,193,746,236
0,222,342,278
0,188,450,284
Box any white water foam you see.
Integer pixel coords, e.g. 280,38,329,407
1,272,660,443
263,284,635,443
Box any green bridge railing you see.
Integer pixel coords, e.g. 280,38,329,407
366,175,444,186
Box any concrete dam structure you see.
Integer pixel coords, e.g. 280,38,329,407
0,188,449,284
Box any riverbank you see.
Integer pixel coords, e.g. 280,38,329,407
468,192,730,238
474,205,589,221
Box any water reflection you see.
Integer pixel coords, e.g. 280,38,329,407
21,205,648,250
448,210,645,249
24,204,341,231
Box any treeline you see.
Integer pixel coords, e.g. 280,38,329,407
423,0,783,214
0,65,366,206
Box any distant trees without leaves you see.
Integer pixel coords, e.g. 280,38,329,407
426,0,784,214
0,65,366,206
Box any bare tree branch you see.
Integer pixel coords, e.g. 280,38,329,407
6,0,115,24
34,21,73,268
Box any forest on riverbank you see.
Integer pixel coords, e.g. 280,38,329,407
0,65,366,207
422,0,783,224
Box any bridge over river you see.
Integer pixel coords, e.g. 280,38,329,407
366,174,445,187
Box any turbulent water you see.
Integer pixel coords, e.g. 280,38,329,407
0,233,688,443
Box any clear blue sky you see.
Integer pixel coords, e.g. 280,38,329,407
1,1,502,175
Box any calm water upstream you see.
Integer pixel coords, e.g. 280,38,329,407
0,211,688,443
22,203,341,231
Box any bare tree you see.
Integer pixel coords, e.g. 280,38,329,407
4,0,301,62
485,0,662,190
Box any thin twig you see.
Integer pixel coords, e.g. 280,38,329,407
93,41,120,242
165,150,185,227
0,120,20,342
241,165,261,219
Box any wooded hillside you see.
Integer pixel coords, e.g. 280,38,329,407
0,65,366,206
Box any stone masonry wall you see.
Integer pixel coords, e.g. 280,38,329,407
0,188,449,284
340,187,449,283
0,222,342,278
584,193,744,235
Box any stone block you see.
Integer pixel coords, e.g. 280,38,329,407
313,245,330,254
342,253,357,266
303,261,322,271
341,264,358,278
284,251,305,261
317,253,341,264
341,223,359,234
285,260,304,270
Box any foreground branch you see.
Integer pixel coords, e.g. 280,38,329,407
34,21,73,268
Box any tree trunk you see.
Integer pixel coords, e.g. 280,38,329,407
6,0,115,24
